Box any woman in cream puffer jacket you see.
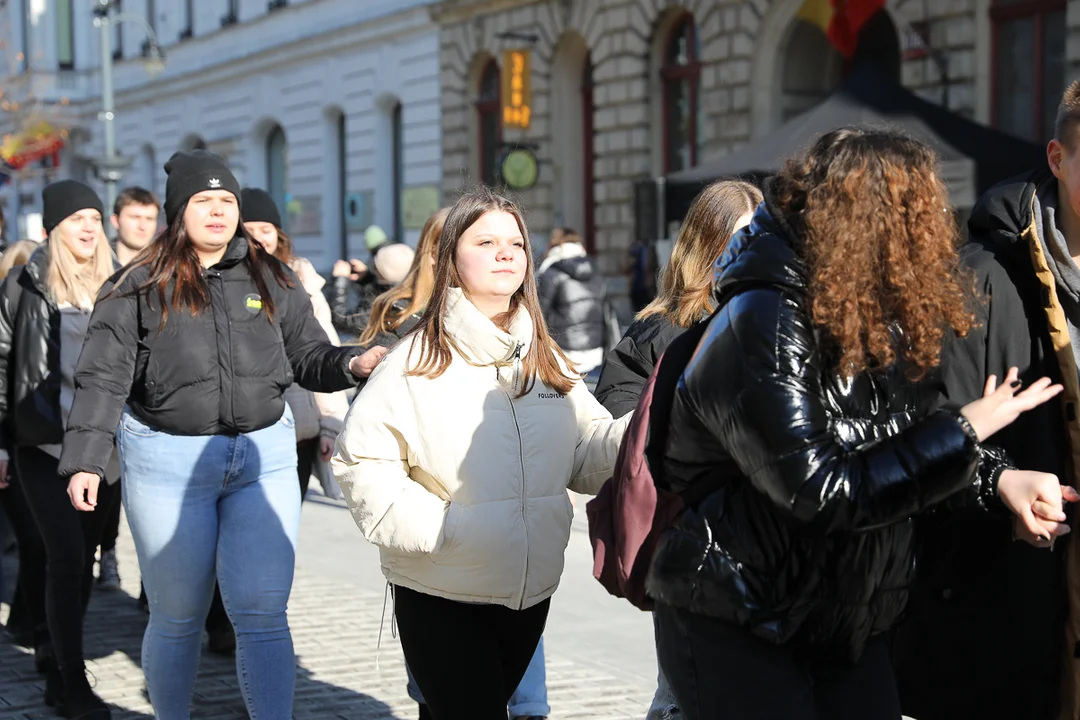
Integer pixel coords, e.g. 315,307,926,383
333,187,629,719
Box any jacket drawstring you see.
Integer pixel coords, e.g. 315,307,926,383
375,581,397,673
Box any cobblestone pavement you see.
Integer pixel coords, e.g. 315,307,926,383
0,489,657,719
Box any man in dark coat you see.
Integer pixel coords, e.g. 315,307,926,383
892,81,1080,720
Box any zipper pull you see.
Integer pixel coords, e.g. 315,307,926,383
512,342,523,395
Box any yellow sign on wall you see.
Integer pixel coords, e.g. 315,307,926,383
502,49,532,129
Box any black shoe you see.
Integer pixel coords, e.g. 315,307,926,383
58,688,110,719
418,704,433,720
57,667,111,719
206,626,236,656
44,665,63,707
34,642,56,675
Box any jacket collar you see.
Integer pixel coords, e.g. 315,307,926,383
713,177,807,302
210,234,250,270
968,168,1054,252
443,287,532,367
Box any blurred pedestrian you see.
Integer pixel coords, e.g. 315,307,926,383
357,209,447,349
0,180,119,718
58,150,386,720
110,186,160,267
537,227,606,375
330,225,414,334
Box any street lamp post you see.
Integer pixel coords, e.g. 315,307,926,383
92,0,165,218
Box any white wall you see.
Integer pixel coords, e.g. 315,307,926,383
5,0,442,270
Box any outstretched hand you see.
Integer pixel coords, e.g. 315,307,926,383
961,367,1063,442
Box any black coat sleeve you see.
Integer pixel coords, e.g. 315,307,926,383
58,280,139,478
685,286,982,533
0,273,21,452
594,334,653,419
282,278,362,393
937,251,1017,509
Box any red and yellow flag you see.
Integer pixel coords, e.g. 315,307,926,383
797,0,886,59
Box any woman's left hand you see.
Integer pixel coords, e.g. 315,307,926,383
349,346,387,379
319,436,334,462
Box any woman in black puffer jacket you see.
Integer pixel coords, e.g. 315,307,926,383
648,128,1069,720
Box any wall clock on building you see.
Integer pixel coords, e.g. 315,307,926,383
500,147,539,190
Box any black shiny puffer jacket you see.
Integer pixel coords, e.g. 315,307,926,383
646,192,993,662
0,245,66,450
537,249,605,352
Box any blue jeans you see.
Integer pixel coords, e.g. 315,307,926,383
118,408,301,720
407,635,549,717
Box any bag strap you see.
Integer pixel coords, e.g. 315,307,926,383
644,312,723,506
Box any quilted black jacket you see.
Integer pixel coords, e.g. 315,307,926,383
646,187,991,662
0,245,67,450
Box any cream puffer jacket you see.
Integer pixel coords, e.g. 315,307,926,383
332,288,630,610
283,257,348,442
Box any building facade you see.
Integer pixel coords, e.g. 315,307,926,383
433,0,1080,289
0,0,443,270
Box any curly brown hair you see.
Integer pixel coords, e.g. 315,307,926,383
772,127,975,379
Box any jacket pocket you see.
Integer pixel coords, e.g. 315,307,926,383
433,502,462,558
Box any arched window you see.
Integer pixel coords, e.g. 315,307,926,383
476,59,502,186
266,125,288,230
661,13,701,173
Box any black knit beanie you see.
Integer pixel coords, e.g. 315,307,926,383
42,180,104,235
163,149,241,225
240,188,282,228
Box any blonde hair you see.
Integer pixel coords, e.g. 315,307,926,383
639,179,762,328
358,207,448,346
46,226,113,309
0,240,38,281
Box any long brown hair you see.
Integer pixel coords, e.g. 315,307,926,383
772,126,975,379
358,207,448,346
639,179,761,328
115,206,292,327
407,187,576,396
270,226,294,265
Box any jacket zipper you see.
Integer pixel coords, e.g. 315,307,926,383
209,270,237,427
500,352,528,609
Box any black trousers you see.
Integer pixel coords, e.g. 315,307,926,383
98,477,122,553
0,466,49,646
655,602,901,720
297,438,318,502
16,447,120,676
394,585,549,720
